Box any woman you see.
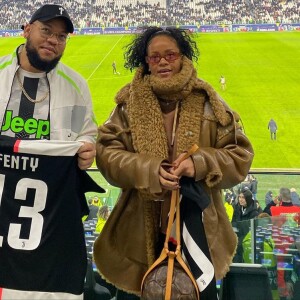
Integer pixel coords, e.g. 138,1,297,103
232,189,260,224
232,189,259,262
94,27,254,298
95,205,110,233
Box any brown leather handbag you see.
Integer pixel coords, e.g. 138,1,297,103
141,145,200,300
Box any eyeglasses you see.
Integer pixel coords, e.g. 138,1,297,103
32,23,69,44
146,52,182,64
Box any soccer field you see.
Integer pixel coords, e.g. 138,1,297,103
1,31,299,169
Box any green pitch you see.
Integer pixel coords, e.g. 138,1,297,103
1,31,299,169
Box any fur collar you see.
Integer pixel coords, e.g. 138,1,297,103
115,57,231,159
114,57,233,266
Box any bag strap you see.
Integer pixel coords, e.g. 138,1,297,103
165,144,200,300
172,188,200,300
141,144,200,299
164,143,199,254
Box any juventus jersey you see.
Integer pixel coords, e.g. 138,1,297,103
1,68,50,140
0,137,93,299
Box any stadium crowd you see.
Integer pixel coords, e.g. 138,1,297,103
0,0,299,30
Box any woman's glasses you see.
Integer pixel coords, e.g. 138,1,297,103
146,52,182,64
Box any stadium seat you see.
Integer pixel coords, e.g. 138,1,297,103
219,263,272,300
84,258,112,300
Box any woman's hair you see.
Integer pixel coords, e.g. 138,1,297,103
97,205,109,219
124,26,199,73
239,188,254,207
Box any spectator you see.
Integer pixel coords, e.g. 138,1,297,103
249,174,258,200
239,174,251,191
0,4,97,299
94,26,253,299
92,196,101,206
224,189,235,222
1,0,300,30
0,4,96,168
263,192,280,216
86,197,101,221
264,187,300,217
232,189,260,225
265,190,274,206
268,118,278,140
232,188,260,262
95,205,110,233
290,187,300,206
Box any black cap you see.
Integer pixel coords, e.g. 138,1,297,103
21,4,74,33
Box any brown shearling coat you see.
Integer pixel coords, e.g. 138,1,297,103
94,70,254,295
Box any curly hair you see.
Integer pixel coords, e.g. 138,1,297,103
124,26,199,74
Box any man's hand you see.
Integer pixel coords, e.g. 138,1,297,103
77,142,96,170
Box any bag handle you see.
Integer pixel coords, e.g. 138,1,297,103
164,143,199,249
164,144,200,300
166,189,200,300
141,144,200,300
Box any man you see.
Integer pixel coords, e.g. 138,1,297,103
86,197,101,220
267,187,300,217
268,118,277,140
0,4,98,299
249,174,258,200
0,4,97,169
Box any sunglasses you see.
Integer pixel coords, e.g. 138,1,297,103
146,52,182,64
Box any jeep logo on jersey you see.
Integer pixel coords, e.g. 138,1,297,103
1,111,50,138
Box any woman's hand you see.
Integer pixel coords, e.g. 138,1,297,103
170,154,195,178
159,165,179,190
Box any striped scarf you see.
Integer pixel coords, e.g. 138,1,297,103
180,177,218,300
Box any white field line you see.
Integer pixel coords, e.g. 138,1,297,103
87,35,124,82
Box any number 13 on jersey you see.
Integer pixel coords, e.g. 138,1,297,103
0,174,48,250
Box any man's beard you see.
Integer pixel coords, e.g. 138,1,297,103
25,39,62,72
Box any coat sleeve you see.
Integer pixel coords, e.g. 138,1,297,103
193,110,254,189
96,104,165,195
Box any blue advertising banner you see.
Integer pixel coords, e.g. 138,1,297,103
233,24,277,32
1,23,299,37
